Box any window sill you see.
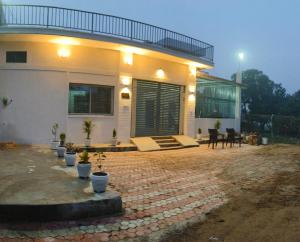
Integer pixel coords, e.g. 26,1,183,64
68,114,114,118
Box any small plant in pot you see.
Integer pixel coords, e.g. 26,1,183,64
77,150,91,179
83,119,94,147
91,152,109,193
51,123,60,150
196,128,202,140
64,143,76,166
57,133,66,158
111,129,117,146
214,120,221,133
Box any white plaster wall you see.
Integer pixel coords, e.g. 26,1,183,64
195,118,241,136
0,69,68,144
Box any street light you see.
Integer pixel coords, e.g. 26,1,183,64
238,52,245,61
236,52,245,83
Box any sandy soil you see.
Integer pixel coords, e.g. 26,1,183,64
163,144,300,242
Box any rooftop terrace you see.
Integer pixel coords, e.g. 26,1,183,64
0,4,214,64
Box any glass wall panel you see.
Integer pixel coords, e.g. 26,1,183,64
196,78,237,119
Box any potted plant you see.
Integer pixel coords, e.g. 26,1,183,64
111,129,117,146
77,150,91,179
196,128,202,140
91,152,109,193
51,123,60,150
214,120,221,133
57,133,66,158
64,143,76,166
83,119,94,147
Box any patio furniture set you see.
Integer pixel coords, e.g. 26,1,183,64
207,128,242,149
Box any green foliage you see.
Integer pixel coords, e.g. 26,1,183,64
79,150,90,163
2,97,8,107
83,120,94,139
112,129,117,138
65,143,75,153
198,128,202,134
60,133,66,142
94,152,106,171
214,120,221,130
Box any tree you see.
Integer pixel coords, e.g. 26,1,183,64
231,69,287,116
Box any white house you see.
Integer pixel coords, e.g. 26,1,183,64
0,4,241,145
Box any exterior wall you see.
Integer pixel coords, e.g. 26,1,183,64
0,39,197,144
0,41,119,144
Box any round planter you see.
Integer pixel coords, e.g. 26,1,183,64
57,146,66,158
77,162,91,179
65,152,76,166
51,141,60,150
91,172,109,193
111,138,117,146
84,139,91,147
196,134,202,140
262,137,268,145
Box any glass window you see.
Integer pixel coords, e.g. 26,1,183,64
196,78,237,119
68,84,113,115
6,51,27,63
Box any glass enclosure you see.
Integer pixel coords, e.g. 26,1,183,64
196,77,237,119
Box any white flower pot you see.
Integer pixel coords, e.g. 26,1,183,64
57,146,66,158
77,162,91,179
65,153,76,166
51,140,60,150
84,138,91,147
111,137,117,146
262,137,268,145
196,134,202,140
91,172,109,193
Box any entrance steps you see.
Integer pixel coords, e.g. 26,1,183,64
131,135,199,152
151,136,183,150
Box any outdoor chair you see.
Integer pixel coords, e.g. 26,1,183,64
226,128,242,148
208,129,220,149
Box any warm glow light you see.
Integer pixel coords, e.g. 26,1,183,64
51,38,80,46
123,52,133,65
189,85,196,93
57,48,71,58
188,94,195,102
238,52,245,61
121,76,131,86
156,68,165,79
119,46,147,55
189,66,197,77
188,62,210,69
121,87,130,94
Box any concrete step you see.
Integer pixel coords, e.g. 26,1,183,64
155,139,177,144
158,142,182,148
151,136,173,140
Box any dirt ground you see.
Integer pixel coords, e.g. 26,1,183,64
163,144,300,242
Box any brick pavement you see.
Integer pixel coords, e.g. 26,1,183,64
0,145,260,242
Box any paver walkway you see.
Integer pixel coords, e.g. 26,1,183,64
0,145,258,241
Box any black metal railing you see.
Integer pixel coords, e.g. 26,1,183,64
0,4,214,63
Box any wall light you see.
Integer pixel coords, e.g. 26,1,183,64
123,52,133,65
188,94,196,102
57,47,71,58
121,76,131,86
189,85,196,94
189,66,197,77
156,68,165,79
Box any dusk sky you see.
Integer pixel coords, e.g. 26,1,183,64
6,0,300,93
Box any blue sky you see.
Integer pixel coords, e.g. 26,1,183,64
5,0,300,93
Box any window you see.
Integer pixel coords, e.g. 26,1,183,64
196,78,237,119
68,84,114,115
6,51,27,63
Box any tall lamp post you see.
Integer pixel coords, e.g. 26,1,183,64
236,52,244,135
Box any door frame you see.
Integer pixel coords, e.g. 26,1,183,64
131,79,185,137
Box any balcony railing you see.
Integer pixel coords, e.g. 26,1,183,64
0,4,214,63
